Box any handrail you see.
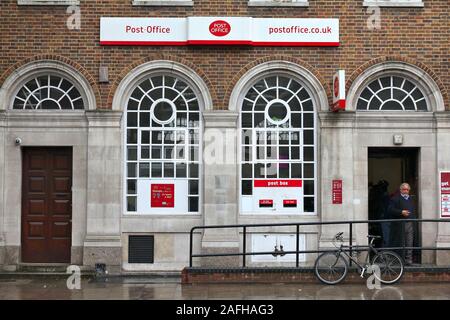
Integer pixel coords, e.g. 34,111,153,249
189,218,450,267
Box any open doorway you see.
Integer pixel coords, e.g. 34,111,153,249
368,147,420,263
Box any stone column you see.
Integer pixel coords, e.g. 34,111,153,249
83,111,123,273
0,111,5,267
435,112,450,265
200,111,240,267
318,112,358,248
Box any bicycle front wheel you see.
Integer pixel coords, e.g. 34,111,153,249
372,251,404,285
314,252,348,285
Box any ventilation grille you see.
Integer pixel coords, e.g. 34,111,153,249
128,235,154,263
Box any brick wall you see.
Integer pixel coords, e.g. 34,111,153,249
0,0,448,109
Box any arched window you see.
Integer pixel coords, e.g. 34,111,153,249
13,75,84,110
356,75,428,111
125,74,201,214
240,75,316,215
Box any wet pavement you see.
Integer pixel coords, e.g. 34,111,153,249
0,276,450,300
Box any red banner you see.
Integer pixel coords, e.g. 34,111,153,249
151,184,174,208
254,180,302,188
441,172,450,217
332,180,343,204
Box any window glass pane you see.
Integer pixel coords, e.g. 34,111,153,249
304,130,313,145
242,164,252,178
164,163,174,178
152,131,162,144
176,163,187,178
141,146,150,159
291,147,300,160
291,113,301,128
164,146,174,159
152,147,162,159
304,197,314,213
266,163,277,178
189,180,199,195
139,163,150,178
189,163,199,178
291,163,302,178
141,131,150,144
304,163,314,178
190,147,199,161
127,129,137,144
151,162,162,178
139,112,150,127
127,147,137,161
127,163,137,178
242,180,252,195
279,163,289,178
303,113,314,128
127,196,137,212
127,180,136,194
254,163,265,178
304,180,314,195
242,113,252,128
188,197,199,212
176,147,185,159
164,131,174,144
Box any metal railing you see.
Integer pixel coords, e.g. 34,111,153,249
189,218,450,268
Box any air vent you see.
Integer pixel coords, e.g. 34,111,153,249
128,235,154,263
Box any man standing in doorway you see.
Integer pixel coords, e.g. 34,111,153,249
388,182,415,265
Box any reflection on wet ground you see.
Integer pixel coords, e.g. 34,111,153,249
0,277,449,300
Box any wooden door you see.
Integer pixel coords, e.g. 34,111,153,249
21,147,72,263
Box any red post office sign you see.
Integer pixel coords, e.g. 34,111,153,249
332,179,343,204
151,184,175,208
440,172,450,218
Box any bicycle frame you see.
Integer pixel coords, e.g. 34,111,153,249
333,237,379,277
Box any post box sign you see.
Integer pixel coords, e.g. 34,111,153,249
151,184,174,208
245,179,303,214
331,70,346,112
440,172,450,218
332,179,343,204
100,17,340,47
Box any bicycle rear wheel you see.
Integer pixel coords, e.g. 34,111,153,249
314,252,348,285
372,251,404,285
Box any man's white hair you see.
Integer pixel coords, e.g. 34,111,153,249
400,183,410,190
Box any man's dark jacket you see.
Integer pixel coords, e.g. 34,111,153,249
387,194,417,248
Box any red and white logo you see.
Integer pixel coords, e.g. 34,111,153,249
334,75,339,98
209,20,231,37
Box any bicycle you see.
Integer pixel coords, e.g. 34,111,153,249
314,232,404,285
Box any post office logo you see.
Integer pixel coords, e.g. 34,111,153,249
209,20,231,37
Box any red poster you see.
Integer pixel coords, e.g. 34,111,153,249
440,172,450,218
254,180,302,188
151,184,174,208
332,179,343,204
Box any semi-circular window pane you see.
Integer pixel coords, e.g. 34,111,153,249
356,76,427,111
13,75,84,110
240,75,316,214
125,74,201,213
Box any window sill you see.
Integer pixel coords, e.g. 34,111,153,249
132,0,194,6
363,1,424,7
18,0,79,5
248,1,309,7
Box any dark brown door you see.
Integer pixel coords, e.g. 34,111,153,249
21,147,72,263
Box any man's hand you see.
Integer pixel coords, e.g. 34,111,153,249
401,210,410,217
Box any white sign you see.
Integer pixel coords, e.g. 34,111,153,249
137,179,188,214
100,17,340,47
331,70,346,111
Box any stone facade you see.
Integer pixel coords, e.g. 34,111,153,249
0,0,449,272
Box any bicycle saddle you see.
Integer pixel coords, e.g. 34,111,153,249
367,235,382,239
